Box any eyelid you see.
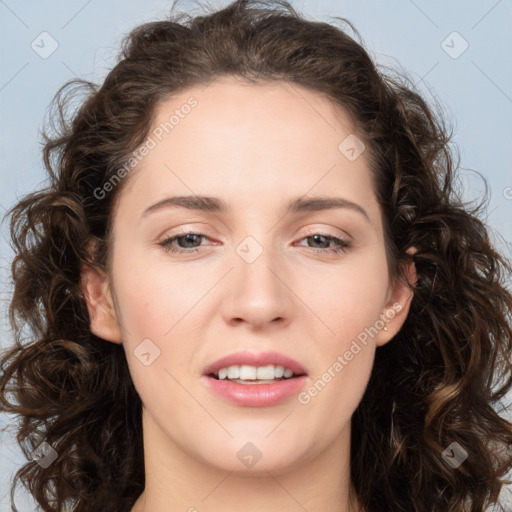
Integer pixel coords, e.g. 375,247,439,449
156,224,215,240
299,226,351,240
157,225,351,244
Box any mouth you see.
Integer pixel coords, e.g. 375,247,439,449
201,351,309,407
208,363,305,384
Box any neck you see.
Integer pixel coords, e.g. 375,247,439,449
131,409,362,512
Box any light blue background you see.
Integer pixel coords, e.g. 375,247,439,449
1,1,511,510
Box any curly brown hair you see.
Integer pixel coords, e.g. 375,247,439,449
1,1,512,511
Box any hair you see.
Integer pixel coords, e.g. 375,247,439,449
1,0,511,511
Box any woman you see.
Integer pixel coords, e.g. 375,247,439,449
1,1,511,511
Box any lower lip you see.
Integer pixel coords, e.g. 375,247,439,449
202,375,309,407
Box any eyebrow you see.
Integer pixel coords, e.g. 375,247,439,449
141,195,371,223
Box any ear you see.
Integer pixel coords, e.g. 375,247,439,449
376,247,417,347
80,265,123,343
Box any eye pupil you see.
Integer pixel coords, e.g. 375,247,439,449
310,235,328,248
179,234,201,248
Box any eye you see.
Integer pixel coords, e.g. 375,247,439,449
158,232,210,254
295,233,352,254
158,231,352,255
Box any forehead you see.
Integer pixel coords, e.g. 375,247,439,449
152,76,360,152
115,77,377,220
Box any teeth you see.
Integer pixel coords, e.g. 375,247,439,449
239,365,257,380
256,365,274,380
215,364,297,381
227,366,240,379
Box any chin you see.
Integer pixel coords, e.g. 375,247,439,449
192,435,312,476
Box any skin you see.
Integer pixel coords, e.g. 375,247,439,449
82,76,416,512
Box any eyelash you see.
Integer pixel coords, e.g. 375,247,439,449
158,231,352,255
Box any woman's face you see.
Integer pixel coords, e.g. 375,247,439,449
84,76,414,475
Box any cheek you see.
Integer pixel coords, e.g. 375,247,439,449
111,244,189,335
302,250,390,343
296,262,388,439
111,265,196,414
108,246,192,382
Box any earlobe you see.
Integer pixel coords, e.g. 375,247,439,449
80,265,123,343
376,247,417,347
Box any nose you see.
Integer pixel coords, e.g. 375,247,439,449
220,241,293,330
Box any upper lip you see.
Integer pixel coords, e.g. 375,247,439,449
203,350,307,376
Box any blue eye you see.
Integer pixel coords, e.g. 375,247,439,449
159,232,206,253
158,232,352,255
298,234,352,254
